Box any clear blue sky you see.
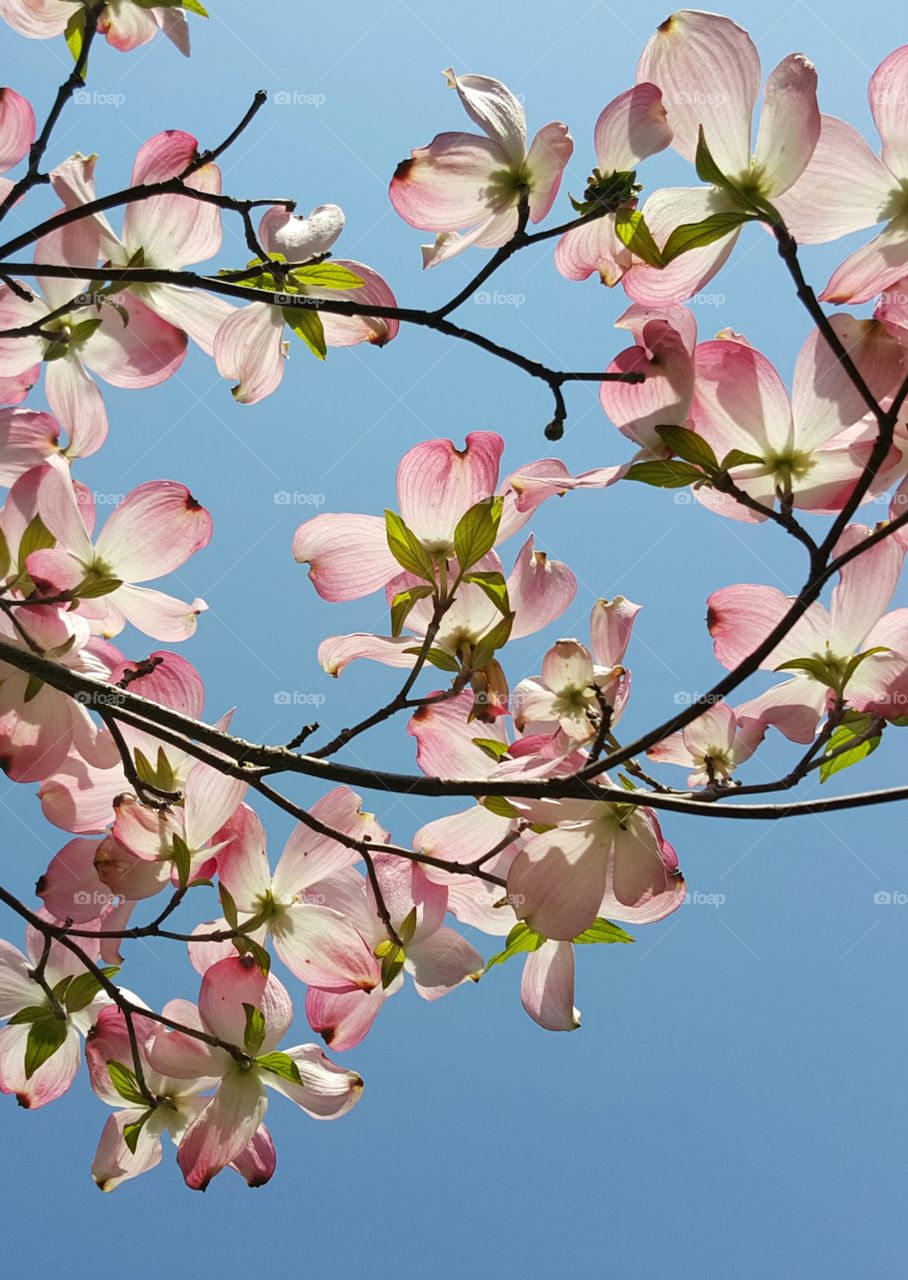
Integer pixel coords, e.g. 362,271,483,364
1,1,907,1275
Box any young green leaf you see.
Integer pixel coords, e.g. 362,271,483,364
463,570,510,616
18,514,56,564
661,211,756,264
243,1003,266,1056
625,460,705,489
481,795,520,819
470,613,514,670
171,834,193,888
282,306,327,360
655,425,719,471
123,1111,155,1155
397,907,418,947
472,737,511,762
820,715,881,783
24,1015,68,1079
384,510,436,582
290,264,365,290
720,449,765,470
572,918,635,945
613,209,663,269
64,966,119,1014
380,945,406,989
107,1060,149,1107
256,1052,303,1085
390,584,435,637
407,646,460,673
484,922,544,972
453,496,504,571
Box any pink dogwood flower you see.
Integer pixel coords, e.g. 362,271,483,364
51,135,233,357
0,0,196,55
0,221,186,458
0,923,109,1108
31,461,211,640
555,84,672,283
647,701,764,787
513,626,630,743
214,205,398,404
146,955,362,1191
390,68,572,267
86,1005,265,1193
708,525,908,740
187,795,385,993
506,795,686,941
613,11,820,305
306,854,484,1050
774,46,908,303
103,758,247,899
294,431,576,605
0,84,34,203
317,535,575,678
38,650,215,834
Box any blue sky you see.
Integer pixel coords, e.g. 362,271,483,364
1,0,907,1275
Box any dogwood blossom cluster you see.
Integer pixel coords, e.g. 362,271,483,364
0,4,905,1194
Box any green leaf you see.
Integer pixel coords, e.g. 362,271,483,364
243,938,271,976
123,1111,154,1155
820,718,880,783
463,570,510,616
720,449,765,470
64,966,118,1014
625,460,706,489
69,318,103,344
64,10,85,68
472,737,511,762
154,748,175,794
573,917,635,945
380,945,406,989
18,514,55,564
774,657,839,689
453,496,504,572
107,1060,148,1107
7,1005,52,1027
480,795,520,819
282,306,327,360
839,647,890,693
0,528,10,580
484,922,544,972
617,774,639,791
290,263,365,289
24,1014,68,1079
74,575,123,600
661,211,756,265
171,834,192,889
23,675,44,703
384,510,436,582
397,907,418,947
613,209,663,269
220,883,239,929
256,1051,303,1085
655,425,718,471
390,584,435,637
470,613,514,671
134,0,208,12
410,646,460,673
243,1003,266,1056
